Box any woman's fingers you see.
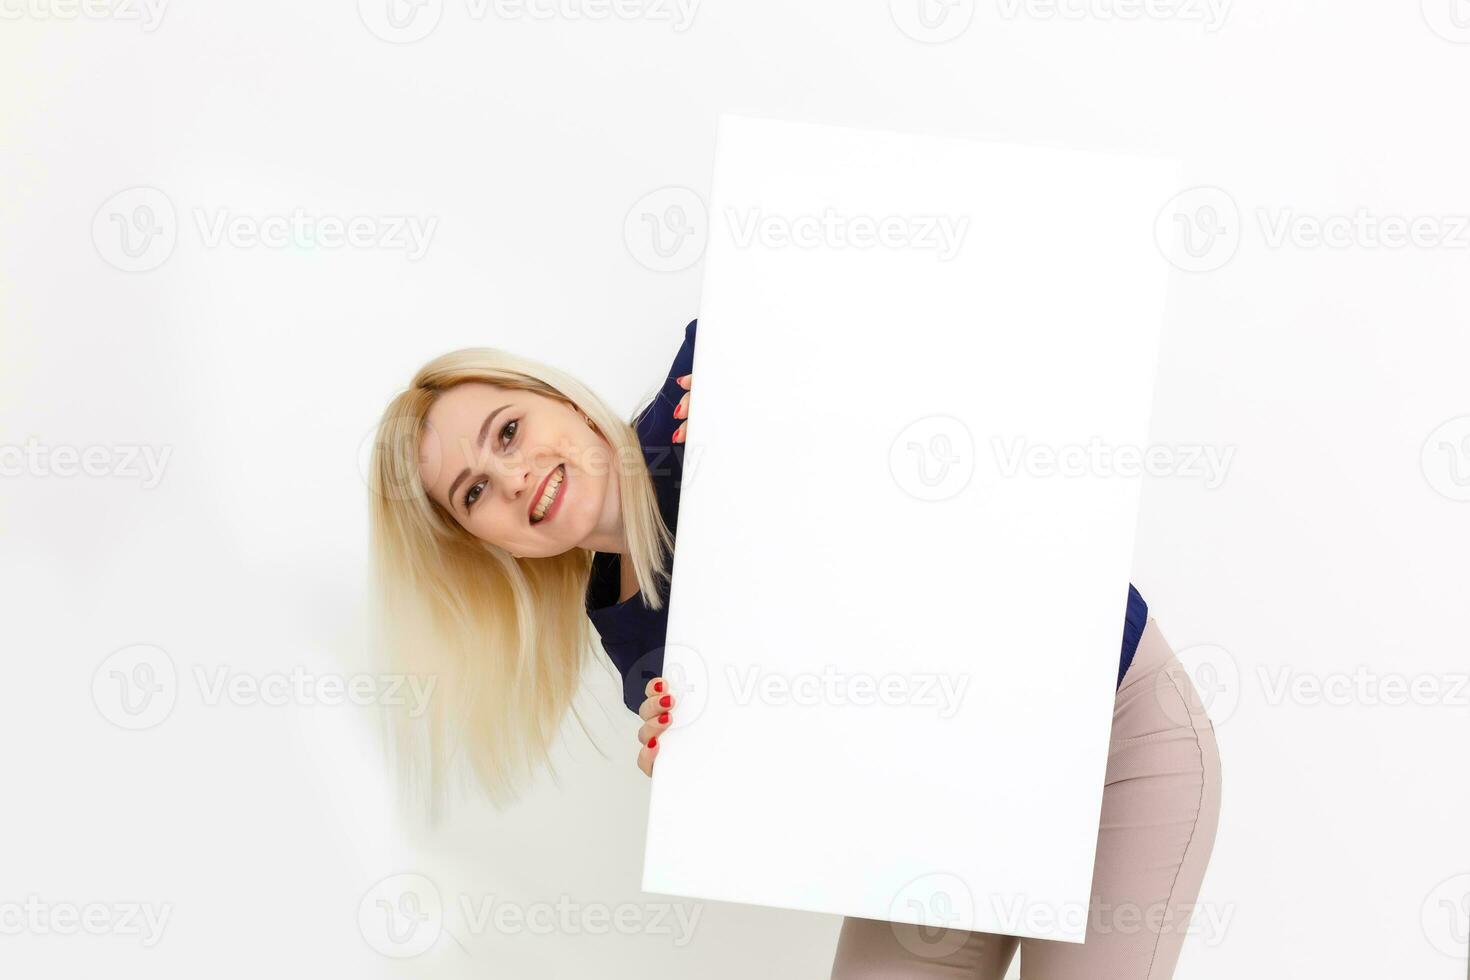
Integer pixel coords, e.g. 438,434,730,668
638,675,672,776
640,679,674,721
638,710,672,746
673,374,690,443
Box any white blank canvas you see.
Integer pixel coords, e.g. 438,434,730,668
643,113,1179,943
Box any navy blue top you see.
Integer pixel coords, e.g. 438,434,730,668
586,319,1149,714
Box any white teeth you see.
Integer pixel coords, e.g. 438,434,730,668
531,465,564,523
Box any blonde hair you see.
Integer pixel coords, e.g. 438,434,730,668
368,346,673,814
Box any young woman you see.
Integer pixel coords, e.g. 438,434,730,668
368,319,1222,979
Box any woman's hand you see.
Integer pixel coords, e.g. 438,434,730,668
672,373,691,443
637,677,674,777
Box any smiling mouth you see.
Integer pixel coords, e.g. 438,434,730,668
530,464,566,525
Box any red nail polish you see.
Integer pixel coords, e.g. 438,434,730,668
647,736,658,749
658,712,669,724
654,681,664,693
659,695,672,708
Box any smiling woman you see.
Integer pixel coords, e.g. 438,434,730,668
367,330,684,810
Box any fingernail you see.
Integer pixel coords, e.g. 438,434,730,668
673,402,686,419
647,736,658,749
658,712,669,724
672,428,684,443
676,374,690,387
659,695,672,708
654,681,664,693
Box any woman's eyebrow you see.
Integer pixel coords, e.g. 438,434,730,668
446,403,512,511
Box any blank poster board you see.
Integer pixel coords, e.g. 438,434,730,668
643,113,1179,943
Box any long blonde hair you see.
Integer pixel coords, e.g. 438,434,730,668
368,346,673,813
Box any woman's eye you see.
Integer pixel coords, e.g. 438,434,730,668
501,418,518,448
465,480,486,510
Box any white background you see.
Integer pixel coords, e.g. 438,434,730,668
2,1,1468,977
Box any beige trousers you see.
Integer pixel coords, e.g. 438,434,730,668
830,617,1222,979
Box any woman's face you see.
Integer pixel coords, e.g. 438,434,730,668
418,383,616,558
